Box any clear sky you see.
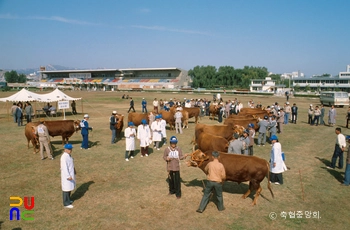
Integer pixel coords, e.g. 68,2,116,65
0,0,349,76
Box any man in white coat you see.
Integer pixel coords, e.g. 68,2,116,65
160,114,167,146
151,115,162,150
60,143,75,208
137,119,151,157
269,135,287,185
124,122,136,161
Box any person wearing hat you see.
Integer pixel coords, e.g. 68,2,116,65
80,114,92,150
174,107,183,134
257,115,269,146
163,136,187,199
141,98,148,113
341,136,350,186
124,122,136,161
151,115,162,150
241,129,250,155
291,103,298,124
137,119,151,157
127,97,135,113
328,105,337,127
35,118,54,160
247,123,255,156
196,151,226,213
269,135,287,185
60,143,75,208
228,133,244,154
110,111,118,144
284,102,291,124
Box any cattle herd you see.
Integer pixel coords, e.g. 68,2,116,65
24,104,273,206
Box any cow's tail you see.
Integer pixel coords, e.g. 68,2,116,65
190,135,196,151
266,161,274,199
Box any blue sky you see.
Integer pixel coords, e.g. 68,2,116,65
0,0,349,76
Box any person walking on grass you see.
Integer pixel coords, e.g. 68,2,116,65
60,143,75,208
124,122,136,161
127,97,135,113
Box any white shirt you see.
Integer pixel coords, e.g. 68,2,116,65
337,133,346,148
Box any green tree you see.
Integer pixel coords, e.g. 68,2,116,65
5,70,27,83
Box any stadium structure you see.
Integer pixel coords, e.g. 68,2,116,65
38,67,190,91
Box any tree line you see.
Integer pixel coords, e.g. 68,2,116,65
188,65,285,89
5,70,27,83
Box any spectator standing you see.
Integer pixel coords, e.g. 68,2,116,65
141,98,148,113
312,106,321,126
284,102,291,124
153,98,159,113
228,133,244,154
291,103,298,124
174,107,183,134
269,135,287,185
277,108,285,133
328,105,337,127
341,136,350,186
137,119,151,157
160,114,167,145
268,115,277,140
15,103,23,126
241,130,250,155
248,123,255,156
308,104,314,124
327,127,346,170
320,104,325,125
24,102,33,123
60,143,75,208
80,114,92,150
196,151,226,213
71,100,77,115
35,118,54,160
151,115,162,150
110,111,118,144
11,103,17,123
163,136,187,199
124,122,136,161
258,115,269,146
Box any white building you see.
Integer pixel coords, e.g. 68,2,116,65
281,71,304,80
250,77,286,93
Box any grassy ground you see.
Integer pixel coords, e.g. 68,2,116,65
1,90,350,230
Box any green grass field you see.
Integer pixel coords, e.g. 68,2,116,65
1,90,350,230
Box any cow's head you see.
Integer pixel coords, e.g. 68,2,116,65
186,149,209,167
74,120,82,132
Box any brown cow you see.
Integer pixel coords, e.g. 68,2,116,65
182,107,200,123
127,112,149,126
115,114,124,139
187,149,274,206
194,132,229,153
24,123,39,154
224,116,260,132
25,120,81,146
236,108,269,119
195,123,235,141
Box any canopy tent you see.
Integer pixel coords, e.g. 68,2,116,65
0,88,82,120
0,88,40,102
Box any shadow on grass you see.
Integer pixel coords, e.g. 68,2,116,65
90,140,101,148
315,157,344,183
71,181,95,201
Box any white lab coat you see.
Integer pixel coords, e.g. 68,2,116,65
160,119,167,138
60,152,76,192
270,142,287,173
151,121,162,142
124,127,136,151
137,124,151,147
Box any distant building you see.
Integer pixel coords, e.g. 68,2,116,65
292,65,350,92
250,77,286,93
38,67,190,91
281,71,304,80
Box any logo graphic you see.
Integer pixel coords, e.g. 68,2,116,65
9,196,35,221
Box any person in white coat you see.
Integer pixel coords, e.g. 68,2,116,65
137,119,151,157
124,122,136,161
160,114,167,146
60,143,75,208
151,115,162,150
269,135,287,185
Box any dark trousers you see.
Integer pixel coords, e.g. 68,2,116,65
72,107,77,115
308,115,313,124
125,150,134,159
81,134,89,149
168,170,181,197
291,113,297,123
312,116,319,125
347,119,350,128
128,106,135,113
142,106,147,113
198,180,224,211
270,172,283,184
26,114,32,123
62,191,72,206
248,146,254,156
331,144,344,169
141,147,148,156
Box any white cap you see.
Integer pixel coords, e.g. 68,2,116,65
112,111,117,114
142,98,145,99
310,104,313,106
84,114,89,118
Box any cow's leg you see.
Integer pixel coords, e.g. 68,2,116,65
252,184,262,206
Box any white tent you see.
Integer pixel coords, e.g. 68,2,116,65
38,88,81,102
0,88,40,102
